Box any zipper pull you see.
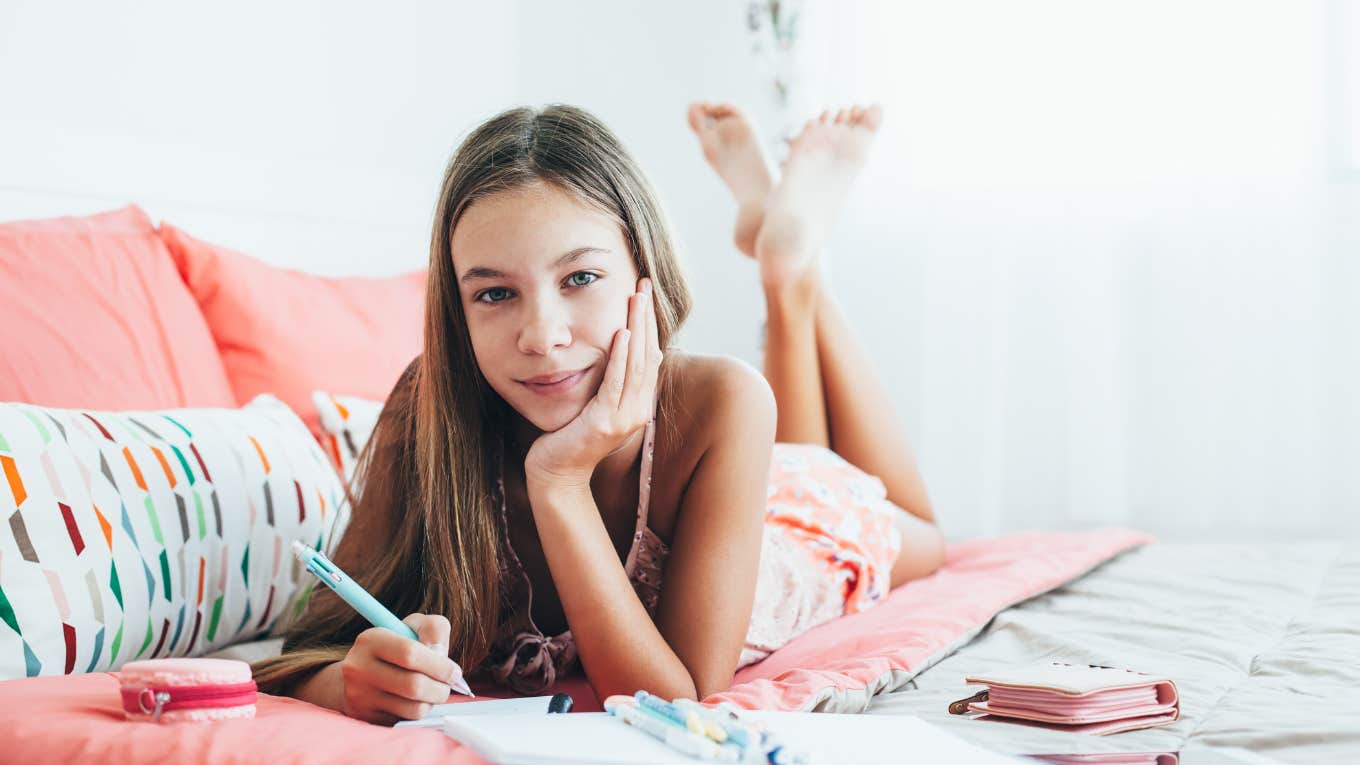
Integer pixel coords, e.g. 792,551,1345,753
137,688,173,722
151,691,171,722
948,689,988,715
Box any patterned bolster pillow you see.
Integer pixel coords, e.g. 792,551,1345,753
0,395,349,679
312,391,385,487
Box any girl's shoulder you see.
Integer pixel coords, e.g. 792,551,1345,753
646,351,776,540
661,350,776,444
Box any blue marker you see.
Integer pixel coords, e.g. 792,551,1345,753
291,540,473,696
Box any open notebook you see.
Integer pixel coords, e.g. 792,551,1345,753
393,696,559,728
438,711,1026,765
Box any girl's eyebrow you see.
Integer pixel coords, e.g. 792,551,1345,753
459,246,610,284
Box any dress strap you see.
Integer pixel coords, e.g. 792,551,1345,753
623,405,659,576
493,445,531,595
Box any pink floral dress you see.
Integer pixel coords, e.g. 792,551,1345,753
484,417,904,694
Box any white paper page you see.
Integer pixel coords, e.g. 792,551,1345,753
746,712,1026,765
393,696,556,728
443,714,699,765
441,711,1027,765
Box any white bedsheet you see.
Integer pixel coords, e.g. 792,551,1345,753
867,541,1360,764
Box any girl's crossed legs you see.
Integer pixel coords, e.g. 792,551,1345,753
688,103,944,587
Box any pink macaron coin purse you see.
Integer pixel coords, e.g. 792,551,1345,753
118,658,258,723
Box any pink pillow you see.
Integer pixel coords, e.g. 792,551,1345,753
158,223,426,434
0,206,235,410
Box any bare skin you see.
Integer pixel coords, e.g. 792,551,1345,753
688,103,943,587
763,108,878,281
686,103,773,259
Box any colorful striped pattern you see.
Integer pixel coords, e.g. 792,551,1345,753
311,391,385,487
0,395,347,679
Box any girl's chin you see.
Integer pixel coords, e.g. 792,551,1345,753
515,400,586,433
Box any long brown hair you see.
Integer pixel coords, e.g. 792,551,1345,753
253,104,692,694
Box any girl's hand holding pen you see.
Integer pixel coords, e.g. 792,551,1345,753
289,542,473,724
338,613,465,725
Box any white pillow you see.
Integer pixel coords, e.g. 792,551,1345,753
311,391,384,486
0,394,347,678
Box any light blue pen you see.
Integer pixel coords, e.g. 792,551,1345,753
291,540,473,697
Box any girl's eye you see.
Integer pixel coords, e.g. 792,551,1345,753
478,269,601,302
476,287,512,304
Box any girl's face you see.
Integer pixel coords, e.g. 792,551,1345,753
451,181,639,433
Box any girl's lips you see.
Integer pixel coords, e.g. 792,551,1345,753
519,367,589,396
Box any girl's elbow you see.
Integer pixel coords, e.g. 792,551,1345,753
692,668,736,702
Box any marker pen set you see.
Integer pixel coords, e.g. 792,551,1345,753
604,691,807,764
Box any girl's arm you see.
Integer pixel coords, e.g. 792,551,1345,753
529,359,775,701
293,660,346,710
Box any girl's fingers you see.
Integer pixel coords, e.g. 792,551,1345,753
646,281,661,370
366,628,457,687
602,327,630,408
375,689,435,721
405,613,450,653
644,283,661,405
623,288,648,410
364,656,451,704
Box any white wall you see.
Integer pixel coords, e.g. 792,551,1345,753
3,1,1356,541
0,0,517,275
813,1,1360,541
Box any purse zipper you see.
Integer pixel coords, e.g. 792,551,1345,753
122,680,258,722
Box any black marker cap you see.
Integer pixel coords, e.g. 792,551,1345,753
547,693,573,714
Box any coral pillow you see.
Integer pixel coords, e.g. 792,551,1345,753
158,223,425,435
0,206,235,410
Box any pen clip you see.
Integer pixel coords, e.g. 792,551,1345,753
307,550,338,576
306,558,342,585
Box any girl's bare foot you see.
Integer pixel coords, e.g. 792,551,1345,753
687,102,774,258
755,105,883,290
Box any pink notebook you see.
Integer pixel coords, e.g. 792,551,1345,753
949,663,1180,736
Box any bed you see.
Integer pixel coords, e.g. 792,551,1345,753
2,207,1354,764
3,536,1354,764
192,536,1358,764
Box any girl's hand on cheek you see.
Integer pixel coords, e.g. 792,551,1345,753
525,278,662,491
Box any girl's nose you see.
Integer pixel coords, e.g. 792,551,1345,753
518,300,572,356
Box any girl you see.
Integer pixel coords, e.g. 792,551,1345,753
253,102,944,725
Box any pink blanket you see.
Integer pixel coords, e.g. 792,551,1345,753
712,527,1152,712
0,528,1150,764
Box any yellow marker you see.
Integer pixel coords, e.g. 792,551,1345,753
702,718,728,742
685,710,705,735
